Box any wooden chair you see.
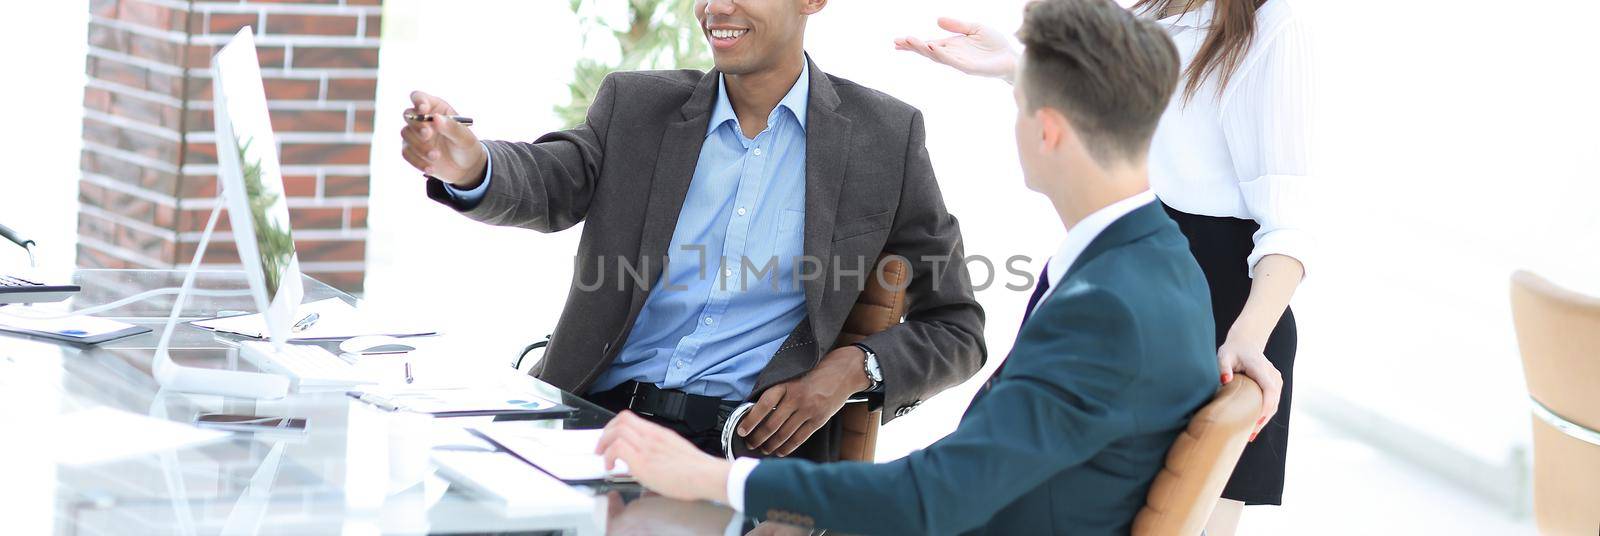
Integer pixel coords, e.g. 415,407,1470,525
1132,376,1262,536
1510,270,1600,535
828,254,911,462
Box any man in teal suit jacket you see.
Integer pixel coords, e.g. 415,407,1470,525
596,0,1220,533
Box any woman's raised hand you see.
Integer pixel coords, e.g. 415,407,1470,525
893,18,1020,82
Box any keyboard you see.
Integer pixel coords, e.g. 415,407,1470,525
239,341,381,389
0,274,80,305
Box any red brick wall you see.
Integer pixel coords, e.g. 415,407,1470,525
79,0,382,293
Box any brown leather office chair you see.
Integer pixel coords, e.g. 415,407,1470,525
1132,375,1262,536
1510,270,1600,535
828,254,911,462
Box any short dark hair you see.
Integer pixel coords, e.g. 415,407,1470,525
1017,0,1180,164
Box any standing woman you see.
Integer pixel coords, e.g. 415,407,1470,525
893,0,1314,533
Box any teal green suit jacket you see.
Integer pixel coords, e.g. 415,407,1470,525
744,202,1219,535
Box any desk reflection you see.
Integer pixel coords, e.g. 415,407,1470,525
602,490,817,536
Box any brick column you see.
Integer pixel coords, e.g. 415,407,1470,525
79,0,381,293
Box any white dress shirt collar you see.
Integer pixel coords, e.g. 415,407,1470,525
708,60,810,138
1043,190,1158,298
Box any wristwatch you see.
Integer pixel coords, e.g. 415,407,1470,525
853,343,883,393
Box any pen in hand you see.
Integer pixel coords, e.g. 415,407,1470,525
402,92,485,185
404,112,474,127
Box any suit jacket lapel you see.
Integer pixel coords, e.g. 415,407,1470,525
631,71,719,312
801,57,852,322
971,201,1170,406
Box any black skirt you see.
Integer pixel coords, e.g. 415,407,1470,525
1163,203,1297,506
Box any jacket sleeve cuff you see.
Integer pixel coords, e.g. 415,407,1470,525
726,457,761,512
435,141,494,210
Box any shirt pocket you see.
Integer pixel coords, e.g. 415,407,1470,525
778,208,805,234
759,209,805,290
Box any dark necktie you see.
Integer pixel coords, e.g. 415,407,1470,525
982,264,1051,394
1018,263,1052,330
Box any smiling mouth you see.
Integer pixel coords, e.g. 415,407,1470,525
708,27,749,47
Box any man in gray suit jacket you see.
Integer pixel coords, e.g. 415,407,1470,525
398,0,984,461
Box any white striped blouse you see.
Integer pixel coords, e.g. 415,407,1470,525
1147,0,1318,278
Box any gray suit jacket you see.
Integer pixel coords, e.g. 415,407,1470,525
426,58,985,424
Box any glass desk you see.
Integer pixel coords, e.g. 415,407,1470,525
0,269,760,535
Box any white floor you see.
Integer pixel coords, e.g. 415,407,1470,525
1238,413,1534,535
872,388,1536,535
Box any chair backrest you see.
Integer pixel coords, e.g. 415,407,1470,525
1132,375,1262,536
1509,270,1600,535
829,254,911,462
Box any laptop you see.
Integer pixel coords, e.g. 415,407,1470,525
0,223,79,305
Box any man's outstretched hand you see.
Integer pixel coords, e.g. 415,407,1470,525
597,411,731,503
399,91,488,188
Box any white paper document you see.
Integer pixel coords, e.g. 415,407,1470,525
191,297,434,340
471,424,630,482
51,407,231,467
432,450,596,518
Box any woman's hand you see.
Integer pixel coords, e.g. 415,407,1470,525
597,411,732,503
1220,254,1303,441
1217,329,1282,442
894,18,1020,82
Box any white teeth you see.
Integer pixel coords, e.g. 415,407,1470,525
710,29,747,39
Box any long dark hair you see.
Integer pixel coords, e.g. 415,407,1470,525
1132,0,1264,101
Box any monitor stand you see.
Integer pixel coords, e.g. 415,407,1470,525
151,197,289,399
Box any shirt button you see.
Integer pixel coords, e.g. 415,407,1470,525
752,147,763,156
736,207,747,216
675,361,687,369
723,267,734,277
704,317,714,326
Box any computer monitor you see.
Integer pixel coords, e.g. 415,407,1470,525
211,27,305,350
150,28,302,399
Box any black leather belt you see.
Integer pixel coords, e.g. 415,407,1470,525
596,381,738,434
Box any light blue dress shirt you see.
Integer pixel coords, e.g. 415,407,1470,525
448,64,810,400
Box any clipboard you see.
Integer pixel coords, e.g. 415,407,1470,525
0,307,152,345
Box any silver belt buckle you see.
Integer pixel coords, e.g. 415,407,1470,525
721,402,756,461
628,382,655,417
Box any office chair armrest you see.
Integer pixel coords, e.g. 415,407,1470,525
846,390,885,411
513,334,552,374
